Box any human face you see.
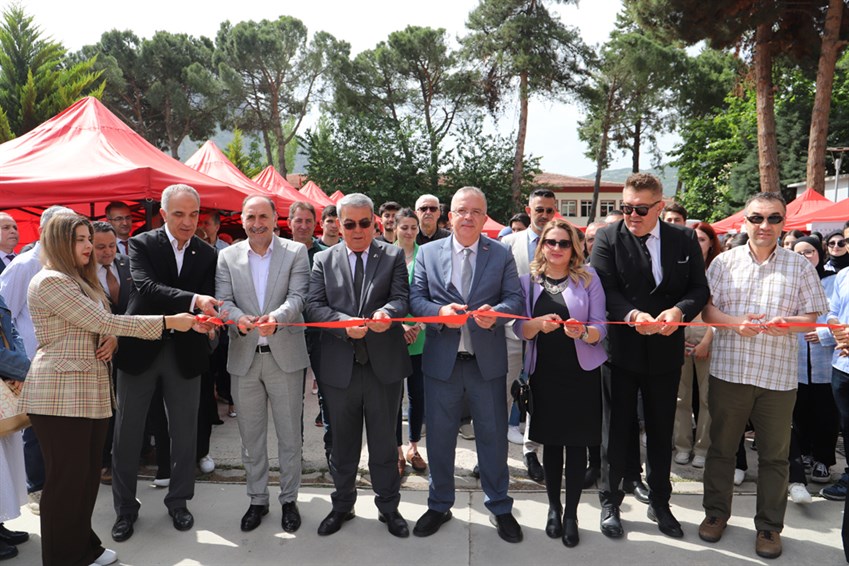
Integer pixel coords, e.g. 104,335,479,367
200,214,220,239
322,215,339,239
541,227,572,273
449,191,486,247
93,231,117,266
241,197,277,250
416,198,439,234
381,210,397,232
159,192,200,248
663,211,685,225
794,241,820,268
695,228,711,262
744,200,785,251
0,214,19,253
622,187,663,237
289,208,316,245
339,205,374,252
585,224,599,254
107,207,133,239
510,221,527,233
526,196,557,234
782,234,798,249
74,225,93,267
828,235,847,257
396,216,419,248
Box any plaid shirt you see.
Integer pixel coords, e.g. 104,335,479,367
707,244,828,391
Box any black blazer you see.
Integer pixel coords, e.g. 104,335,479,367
114,228,217,378
590,220,709,374
110,253,132,315
306,240,412,388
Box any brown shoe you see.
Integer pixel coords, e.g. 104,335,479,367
756,530,782,559
406,449,427,472
100,467,112,485
397,458,406,477
698,516,727,543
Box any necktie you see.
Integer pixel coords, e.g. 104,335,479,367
460,248,474,354
120,240,129,255
4,254,13,264
352,251,368,365
637,234,652,264
105,265,120,305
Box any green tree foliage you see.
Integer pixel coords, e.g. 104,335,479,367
225,128,264,178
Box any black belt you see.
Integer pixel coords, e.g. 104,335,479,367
457,352,475,360
256,344,271,353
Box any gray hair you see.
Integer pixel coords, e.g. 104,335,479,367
0,212,14,223
451,186,487,210
40,205,76,228
161,184,200,212
338,193,374,216
415,194,439,210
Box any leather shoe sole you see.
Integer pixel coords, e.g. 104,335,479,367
169,508,194,532
317,510,355,536
413,509,452,537
240,505,269,532
647,505,684,538
378,511,410,538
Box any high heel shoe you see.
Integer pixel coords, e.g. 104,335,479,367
545,506,563,538
562,517,579,547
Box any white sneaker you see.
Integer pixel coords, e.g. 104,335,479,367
692,455,706,468
458,423,475,440
507,425,523,445
152,477,170,488
26,490,41,515
788,483,812,504
199,454,215,474
674,451,691,465
733,468,745,486
91,548,118,565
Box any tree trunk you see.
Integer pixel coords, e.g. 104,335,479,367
511,70,529,211
754,22,781,193
589,82,617,225
631,116,642,173
806,0,846,195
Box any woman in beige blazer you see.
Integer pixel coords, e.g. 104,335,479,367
18,214,195,566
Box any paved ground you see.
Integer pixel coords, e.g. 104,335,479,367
6,379,848,564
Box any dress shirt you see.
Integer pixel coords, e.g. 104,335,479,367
117,239,130,256
526,230,540,265
346,246,370,287
708,244,829,391
828,267,849,374
451,236,479,354
624,221,662,323
0,242,42,358
97,263,120,295
214,238,229,251
163,224,198,312
247,245,272,346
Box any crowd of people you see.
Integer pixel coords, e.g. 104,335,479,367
0,174,848,564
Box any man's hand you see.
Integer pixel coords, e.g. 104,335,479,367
472,304,496,330
736,313,765,337
192,319,215,334
403,324,421,345
346,323,368,339
439,303,468,329
692,341,711,359
831,321,849,344
762,316,790,337
803,331,820,344
256,315,277,337
195,295,222,316
95,335,118,362
656,307,684,336
366,310,391,333
633,311,661,335
237,315,257,334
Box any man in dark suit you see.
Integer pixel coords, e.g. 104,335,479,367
111,184,220,542
306,193,412,538
591,173,709,539
409,187,525,543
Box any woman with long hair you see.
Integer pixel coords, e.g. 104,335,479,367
514,218,607,548
18,214,195,566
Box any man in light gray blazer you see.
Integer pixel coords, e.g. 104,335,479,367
216,195,311,534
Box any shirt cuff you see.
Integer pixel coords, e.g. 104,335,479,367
190,294,198,313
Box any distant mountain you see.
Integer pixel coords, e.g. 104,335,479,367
581,165,679,197
178,130,310,173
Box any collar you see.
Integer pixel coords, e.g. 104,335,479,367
163,224,190,251
345,243,371,257
451,236,480,256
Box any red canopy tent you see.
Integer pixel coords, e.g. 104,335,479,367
329,190,345,203
711,209,746,235
252,166,322,215
713,188,836,234
482,216,505,238
784,190,847,230
299,181,335,207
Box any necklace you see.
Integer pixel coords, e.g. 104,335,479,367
542,274,569,295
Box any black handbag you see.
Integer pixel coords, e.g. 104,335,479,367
511,372,533,419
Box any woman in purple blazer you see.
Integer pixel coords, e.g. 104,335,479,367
514,218,607,548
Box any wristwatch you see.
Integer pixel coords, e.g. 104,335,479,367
579,325,590,342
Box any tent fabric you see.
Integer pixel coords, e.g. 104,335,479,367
299,181,335,207
0,97,253,211
713,189,837,233
252,166,323,215
711,209,746,235
482,215,505,239
784,190,846,230
329,190,345,204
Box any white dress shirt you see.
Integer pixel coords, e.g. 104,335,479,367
248,245,272,345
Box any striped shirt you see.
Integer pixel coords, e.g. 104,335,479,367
707,244,828,391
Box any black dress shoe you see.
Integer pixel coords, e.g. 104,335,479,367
240,504,269,532
524,453,544,483
600,505,624,538
545,506,563,538
647,504,684,538
623,478,650,504
0,524,28,546
413,509,452,537
378,510,410,538
281,502,301,533
0,541,17,560
317,510,355,536
169,507,194,531
111,513,137,542
562,518,580,547
583,466,600,489
493,512,523,543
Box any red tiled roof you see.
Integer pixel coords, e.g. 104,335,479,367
534,172,623,189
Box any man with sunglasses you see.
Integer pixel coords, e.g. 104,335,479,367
306,193,412,539
699,192,827,559
591,173,709,540
415,194,450,245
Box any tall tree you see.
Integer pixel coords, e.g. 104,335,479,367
463,0,589,209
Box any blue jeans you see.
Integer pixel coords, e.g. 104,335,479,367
23,425,45,493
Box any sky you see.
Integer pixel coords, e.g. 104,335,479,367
13,0,676,176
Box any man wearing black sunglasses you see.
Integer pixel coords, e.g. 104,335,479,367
415,194,450,246
591,173,709,541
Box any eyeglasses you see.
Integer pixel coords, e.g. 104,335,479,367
452,208,485,219
341,218,373,230
745,214,784,225
108,215,133,223
796,249,817,258
621,201,662,217
828,239,846,248
417,206,439,213
542,238,572,250
533,207,555,215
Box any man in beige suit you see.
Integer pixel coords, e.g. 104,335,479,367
215,195,311,534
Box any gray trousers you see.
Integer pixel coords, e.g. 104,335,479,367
112,341,200,515
231,352,303,506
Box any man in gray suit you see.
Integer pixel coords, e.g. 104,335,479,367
306,193,412,538
215,195,310,533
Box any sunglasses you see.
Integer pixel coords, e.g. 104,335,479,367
533,207,556,215
341,218,373,230
745,214,784,225
417,206,439,213
828,239,846,248
621,200,662,217
542,238,572,250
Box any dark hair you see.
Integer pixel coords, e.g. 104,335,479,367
289,201,316,220
321,204,337,221
663,202,687,221
92,221,115,234
530,188,556,201
509,213,530,228
202,210,222,225
379,201,401,215
692,222,721,267
105,202,131,217
394,207,418,223
744,191,786,212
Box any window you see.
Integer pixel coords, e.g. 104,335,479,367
580,200,594,217
600,200,616,216
560,199,577,217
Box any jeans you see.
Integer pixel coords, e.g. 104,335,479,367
23,426,45,493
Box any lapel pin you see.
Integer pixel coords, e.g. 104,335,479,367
191,250,196,255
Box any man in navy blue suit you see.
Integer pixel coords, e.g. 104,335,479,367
410,186,524,543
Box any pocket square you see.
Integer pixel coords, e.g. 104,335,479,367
677,256,689,264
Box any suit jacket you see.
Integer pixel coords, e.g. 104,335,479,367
108,253,132,315
306,240,411,388
500,229,534,276
216,236,310,376
590,220,709,374
19,270,161,419
114,228,217,378
410,234,524,381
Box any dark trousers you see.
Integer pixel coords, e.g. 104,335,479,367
397,354,425,445
29,414,108,566
597,364,643,479
831,367,849,561
794,381,839,467
321,362,402,514
544,445,587,520
601,363,679,508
